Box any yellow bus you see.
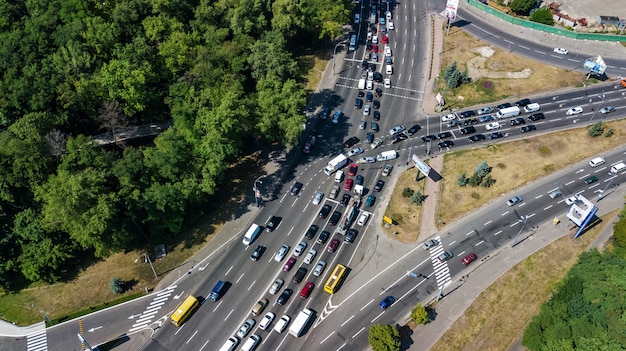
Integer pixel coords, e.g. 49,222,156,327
324,264,347,294
170,295,199,326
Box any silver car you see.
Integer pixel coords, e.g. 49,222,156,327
237,318,256,338
274,245,290,262
294,241,307,256
269,278,284,295
423,239,439,250
313,261,326,277
357,156,376,164
312,191,324,205
348,147,364,157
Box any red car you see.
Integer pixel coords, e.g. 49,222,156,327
344,178,354,191
283,257,297,271
300,282,314,299
461,253,477,265
348,163,358,176
328,239,340,253
381,35,389,44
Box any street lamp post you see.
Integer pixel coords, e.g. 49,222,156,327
510,215,529,248
253,175,266,207
135,254,158,280
333,40,348,75
588,91,605,122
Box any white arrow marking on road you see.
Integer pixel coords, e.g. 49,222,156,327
128,314,142,319
174,291,184,300
88,326,103,332
198,262,209,271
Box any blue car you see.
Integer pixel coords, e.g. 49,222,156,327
380,296,395,310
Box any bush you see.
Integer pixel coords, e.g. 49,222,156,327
411,304,429,325
482,80,493,89
605,128,614,137
475,161,491,178
457,172,468,187
402,187,414,197
443,62,470,89
530,7,554,25
109,277,124,294
588,122,604,137
468,173,482,187
481,175,496,187
410,191,425,205
509,0,536,15
368,324,401,351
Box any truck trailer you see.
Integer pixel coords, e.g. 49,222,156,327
289,308,313,337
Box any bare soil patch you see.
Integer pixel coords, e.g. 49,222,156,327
381,168,426,242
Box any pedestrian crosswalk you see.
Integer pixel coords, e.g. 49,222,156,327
26,329,47,351
427,237,452,289
128,285,176,333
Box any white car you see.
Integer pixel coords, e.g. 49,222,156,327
237,318,256,338
566,106,583,115
259,312,275,330
388,21,394,30
389,125,405,135
441,113,457,122
565,195,577,206
357,156,376,164
313,261,326,277
371,138,383,149
274,245,289,262
312,191,324,205
372,35,378,44
363,105,371,116
269,278,284,295
348,147,364,157
553,48,568,55
366,79,373,90
294,241,307,256
357,212,370,226
335,170,344,182
303,249,317,264
384,46,392,57
274,315,290,333
367,71,374,80
384,78,391,88
485,122,500,130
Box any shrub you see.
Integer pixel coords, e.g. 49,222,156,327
457,172,468,187
471,192,480,199
588,122,604,137
481,175,497,187
110,277,124,294
475,161,491,178
468,173,482,187
530,7,554,25
482,80,493,89
402,187,414,197
410,191,425,205
605,128,614,137
411,304,429,325
509,0,536,15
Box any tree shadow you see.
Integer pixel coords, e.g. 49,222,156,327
398,324,414,351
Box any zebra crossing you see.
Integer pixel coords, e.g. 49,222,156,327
26,329,47,351
128,285,176,333
427,237,452,289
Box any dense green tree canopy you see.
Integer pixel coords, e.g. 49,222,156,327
0,0,351,287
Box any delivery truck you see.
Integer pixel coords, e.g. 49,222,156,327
324,154,348,176
289,308,313,337
496,106,521,119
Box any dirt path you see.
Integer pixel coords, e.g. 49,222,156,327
417,155,444,242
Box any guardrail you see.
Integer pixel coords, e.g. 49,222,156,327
466,0,625,42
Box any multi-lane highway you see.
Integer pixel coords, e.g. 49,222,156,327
15,1,626,351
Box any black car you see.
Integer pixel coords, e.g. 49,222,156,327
437,131,453,139
407,124,421,135
373,72,383,82
373,110,380,121
374,180,385,192
521,125,537,133
266,216,280,232
497,102,512,110
345,229,358,243
290,182,303,195
365,132,374,143
438,140,454,148
459,126,476,135
515,98,531,106
356,175,364,185
510,117,525,126
369,63,376,72
250,245,266,261
317,231,330,244
361,60,368,70
319,204,331,218
304,224,319,240
528,113,545,122
340,193,351,206
354,98,363,109
375,88,383,97
292,267,307,284
464,118,478,126
489,132,504,140
373,100,380,109
358,91,365,97
459,110,476,119
320,106,331,119
329,211,342,226
468,134,486,143
366,42,372,50
391,134,408,144
277,288,293,305
343,136,359,148
421,135,436,143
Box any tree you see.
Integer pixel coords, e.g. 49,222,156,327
256,75,306,144
109,277,124,294
530,7,554,25
588,122,604,137
443,62,457,81
411,304,429,325
248,30,297,81
410,191,425,205
481,175,496,187
457,172,468,187
368,324,401,351
509,0,536,16
475,161,491,178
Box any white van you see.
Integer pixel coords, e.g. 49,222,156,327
377,150,398,161
218,337,239,351
242,223,261,246
609,162,626,175
241,334,261,351
523,103,540,113
385,64,393,75
589,157,606,168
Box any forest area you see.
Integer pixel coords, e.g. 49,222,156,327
522,207,626,350
0,0,352,290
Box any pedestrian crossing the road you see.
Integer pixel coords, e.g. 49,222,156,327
427,238,452,289
128,285,176,333
26,329,47,351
